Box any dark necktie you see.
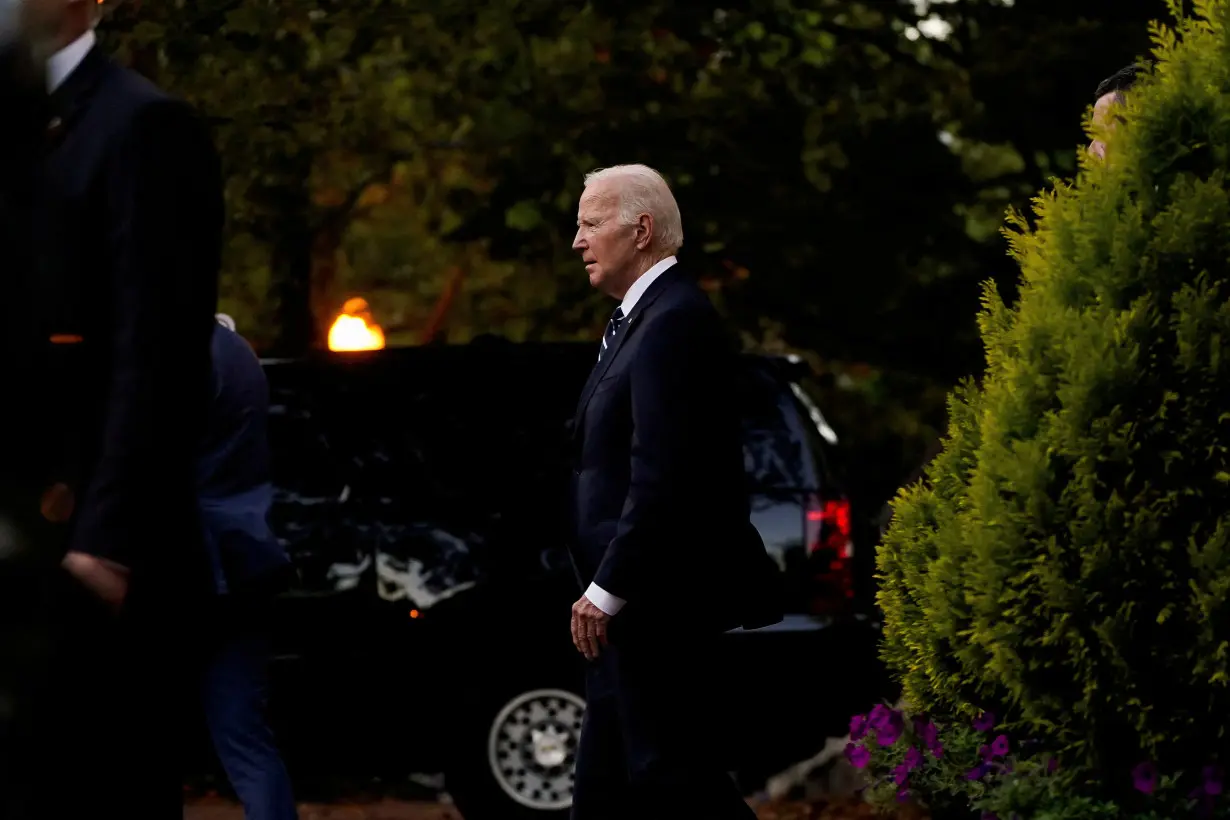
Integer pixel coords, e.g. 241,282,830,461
598,306,625,362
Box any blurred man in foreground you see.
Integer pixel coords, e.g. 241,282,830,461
0,9,58,819
198,317,298,820
0,0,223,816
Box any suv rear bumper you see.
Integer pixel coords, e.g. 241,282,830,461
720,614,891,777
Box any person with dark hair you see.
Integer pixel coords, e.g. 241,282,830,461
1095,63,1143,101
1090,63,1146,160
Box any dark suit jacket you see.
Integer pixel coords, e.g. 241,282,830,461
198,324,290,596
0,39,52,497
569,266,782,634
34,46,223,596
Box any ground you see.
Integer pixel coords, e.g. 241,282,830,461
183,795,903,820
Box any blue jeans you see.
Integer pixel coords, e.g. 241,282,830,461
202,597,298,820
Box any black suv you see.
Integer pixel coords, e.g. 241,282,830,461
249,340,884,819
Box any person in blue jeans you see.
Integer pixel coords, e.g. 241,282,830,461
198,316,298,820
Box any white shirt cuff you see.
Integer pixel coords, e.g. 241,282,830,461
585,582,626,616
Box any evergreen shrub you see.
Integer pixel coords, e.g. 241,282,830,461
877,0,1230,791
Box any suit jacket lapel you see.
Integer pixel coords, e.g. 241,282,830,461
47,47,107,151
572,267,680,431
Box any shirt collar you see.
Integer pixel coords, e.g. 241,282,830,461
619,256,677,316
47,28,95,92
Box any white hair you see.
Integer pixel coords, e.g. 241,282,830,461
583,164,684,253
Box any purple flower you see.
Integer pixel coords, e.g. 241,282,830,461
845,742,871,769
868,704,894,731
930,742,944,759
1046,757,1059,775
1132,762,1158,795
916,719,939,749
979,744,993,761
892,763,910,786
877,721,903,747
849,714,868,741
1203,765,1224,796
973,711,996,732
966,764,989,781
903,746,923,771
991,735,1010,757
869,707,904,747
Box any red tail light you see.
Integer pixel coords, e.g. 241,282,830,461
805,495,854,614
806,497,853,558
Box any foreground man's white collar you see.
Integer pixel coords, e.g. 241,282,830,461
620,256,677,315
48,28,96,92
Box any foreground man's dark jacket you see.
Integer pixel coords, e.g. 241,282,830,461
0,37,52,513
7,39,224,820
0,33,59,820
38,44,224,595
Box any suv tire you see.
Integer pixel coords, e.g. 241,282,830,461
445,661,585,820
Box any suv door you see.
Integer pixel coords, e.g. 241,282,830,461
263,362,384,776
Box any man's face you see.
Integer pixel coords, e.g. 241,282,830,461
573,181,639,297
1088,91,1121,161
19,0,85,48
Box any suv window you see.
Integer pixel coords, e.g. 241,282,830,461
738,363,815,491
308,353,583,562
266,375,361,593
267,384,342,501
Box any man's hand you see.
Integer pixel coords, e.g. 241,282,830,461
62,551,130,612
571,596,611,661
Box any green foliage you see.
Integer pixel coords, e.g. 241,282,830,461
877,0,1230,794
102,0,574,351
98,0,989,365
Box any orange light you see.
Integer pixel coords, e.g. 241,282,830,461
409,609,421,619
328,297,386,352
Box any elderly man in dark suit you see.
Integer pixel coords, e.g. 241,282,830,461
198,318,298,820
566,164,782,819
7,0,224,816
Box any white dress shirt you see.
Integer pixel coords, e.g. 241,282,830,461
584,255,678,616
47,28,95,92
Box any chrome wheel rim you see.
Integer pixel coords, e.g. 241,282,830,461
487,688,586,811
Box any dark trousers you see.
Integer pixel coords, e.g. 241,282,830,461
570,631,754,820
202,592,297,820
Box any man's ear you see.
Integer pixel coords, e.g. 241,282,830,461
634,213,655,251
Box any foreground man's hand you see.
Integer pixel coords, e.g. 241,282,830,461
62,551,130,611
571,596,611,661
